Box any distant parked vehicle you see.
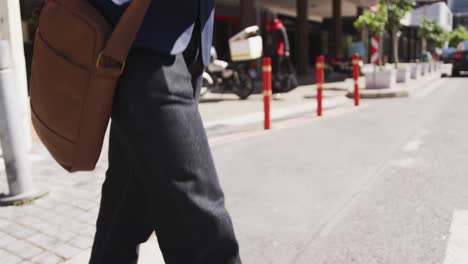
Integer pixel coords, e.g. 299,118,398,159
440,48,456,63
451,51,468,77
202,47,258,99
202,26,262,100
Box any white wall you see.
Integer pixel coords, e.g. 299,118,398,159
408,2,453,32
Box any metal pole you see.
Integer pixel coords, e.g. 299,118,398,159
0,0,32,152
0,41,46,206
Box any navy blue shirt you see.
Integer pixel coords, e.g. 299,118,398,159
92,0,214,65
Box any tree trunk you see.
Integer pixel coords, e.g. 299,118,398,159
422,38,427,53
393,28,399,69
364,28,369,63
379,32,384,67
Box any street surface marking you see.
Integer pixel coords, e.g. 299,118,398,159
204,97,348,130
273,103,369,130
414,78,445,98
443,210,468,264
402,139,423,153
209,103,368,147
209,130,267,147
389,158,417,168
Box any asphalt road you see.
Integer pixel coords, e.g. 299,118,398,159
1,72,463,264
205,76,468,264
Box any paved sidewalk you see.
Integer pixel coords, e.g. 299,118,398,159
0,143,104,263
0,80,348,263
0,70,442,263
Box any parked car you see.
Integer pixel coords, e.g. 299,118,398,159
451,51,468,77
440,48,456,64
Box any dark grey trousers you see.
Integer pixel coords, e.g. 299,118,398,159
89,35,241,264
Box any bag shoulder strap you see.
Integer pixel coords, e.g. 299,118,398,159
100,0,151,65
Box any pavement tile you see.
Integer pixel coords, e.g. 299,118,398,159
0,233,18,248
35,209,61,223
18,205,44,216
70,199,97,212
73,211,96,225
4,240,43,260
0,248,10,258
44,228,77,243
27,233,61,251
53,243,82,260
23,206,48,217
64,249,92,264
78,225,96,238
0,253,22,264
88,205,100,216
53,204,83,218
0,208,17,221
1,208,28,222
59,219,89,234
40,212,69,227
3,223,38,240
34,198,59,210
26,219,55,234
68,235,94,250
17,216,45,228
0,218,11,228
31,252,64,264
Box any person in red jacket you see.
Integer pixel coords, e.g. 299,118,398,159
265,12,290,57
264,11,296,98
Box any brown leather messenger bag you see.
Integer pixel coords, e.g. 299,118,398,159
30,0,151,172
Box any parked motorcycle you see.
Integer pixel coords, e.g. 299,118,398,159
202,48,257,99
201,26,263,100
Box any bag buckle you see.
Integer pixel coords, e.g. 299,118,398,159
96,52,125,75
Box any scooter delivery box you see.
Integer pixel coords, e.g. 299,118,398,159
229,26,263,62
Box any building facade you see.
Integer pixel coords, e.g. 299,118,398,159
449,0,468,28
214,0,378,74
16,0,452,77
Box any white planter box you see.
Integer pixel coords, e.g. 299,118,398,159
397,68,411,83
410,64,421,79
365,69,397,89
229,26,263,62
421,63,429,76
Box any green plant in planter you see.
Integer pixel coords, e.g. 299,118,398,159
418,18,448,55
354,3,388,68
449,26,468,48
383,0,415,69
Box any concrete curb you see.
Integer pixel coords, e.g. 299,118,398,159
346,72,442,99
346,88,410,99
204,96,349,131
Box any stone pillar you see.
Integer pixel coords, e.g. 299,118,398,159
407,28,412,62
240,0,256,29
333,0,343,56
357,7,364,41
297,0,309,75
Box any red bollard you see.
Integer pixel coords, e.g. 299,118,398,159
316,55,325,116
262,57,272,130
352,53,360,106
